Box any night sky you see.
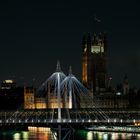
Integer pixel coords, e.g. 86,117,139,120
0,0,140,88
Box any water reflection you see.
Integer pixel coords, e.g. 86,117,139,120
103,133,108,140
22,132,28,139
0,127,54,140
87,131,93,140
1,129,140,140
77,130,140,140
13,133,20,140
28,127,54,140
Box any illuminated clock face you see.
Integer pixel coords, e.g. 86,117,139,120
91,45,104,53
91,45,100,53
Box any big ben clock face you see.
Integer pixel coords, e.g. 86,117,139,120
91,45,100,53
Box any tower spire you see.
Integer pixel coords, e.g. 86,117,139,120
56,60,61,72
69,66,72,75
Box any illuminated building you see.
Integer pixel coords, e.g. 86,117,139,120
35,97,46,109
82,33,107,93
24,86,47,109
0,80,23,110
1,79,16,89
24,87,35,109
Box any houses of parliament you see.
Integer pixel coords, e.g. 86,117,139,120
0,31,139,110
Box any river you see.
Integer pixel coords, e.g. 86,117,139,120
0,127,140,140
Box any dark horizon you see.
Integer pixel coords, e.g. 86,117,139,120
0,0,140,88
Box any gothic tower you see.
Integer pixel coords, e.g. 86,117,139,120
82,32,108,93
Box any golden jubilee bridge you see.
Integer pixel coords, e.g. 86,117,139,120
0,62,140,140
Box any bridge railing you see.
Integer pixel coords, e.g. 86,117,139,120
0,118,139,125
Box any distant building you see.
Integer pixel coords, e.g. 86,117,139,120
0,80,24,110
24,87,35,109
95,92,129,108
123,74,129,95
82,33,108,93
24,87,47,109
1,80,16,89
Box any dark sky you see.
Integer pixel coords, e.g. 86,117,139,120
0,0,140,88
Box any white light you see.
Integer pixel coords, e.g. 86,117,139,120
57,119,60,122
69,91,72,109
32,120,34,123
13,120,15,123
103,133,108,140
38,120,40,123
0,120,2,123
63,119,66,122
22,132,29,139
19,120,21,123
13,133,20,140
120,119,123,123
87,131,93,140
94,119,97,122
116,92,121,95
108,119,110,123
133,119,136,123
91,45,101,53
88,119,91,122
54,132,57,140
82,119,84,122
44,119,46,123
76,119,78,122
4,80,14,83
6,120,8,123
114,119,116,123
112,133,119,139
69,119,71,122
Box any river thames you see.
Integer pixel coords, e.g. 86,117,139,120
0,128,140,140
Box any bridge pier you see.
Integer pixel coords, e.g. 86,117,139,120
51,123,74,140
58,124,61,140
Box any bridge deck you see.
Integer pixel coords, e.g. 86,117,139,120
0,109,140,126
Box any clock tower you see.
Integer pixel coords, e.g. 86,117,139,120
82,32,107,93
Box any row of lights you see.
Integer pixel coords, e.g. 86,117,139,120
0,119,138,124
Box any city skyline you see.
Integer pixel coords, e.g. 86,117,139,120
0,0,140,87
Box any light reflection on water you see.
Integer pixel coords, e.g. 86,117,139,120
0,128,140,140
0,127,54,140
76,130,140,140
